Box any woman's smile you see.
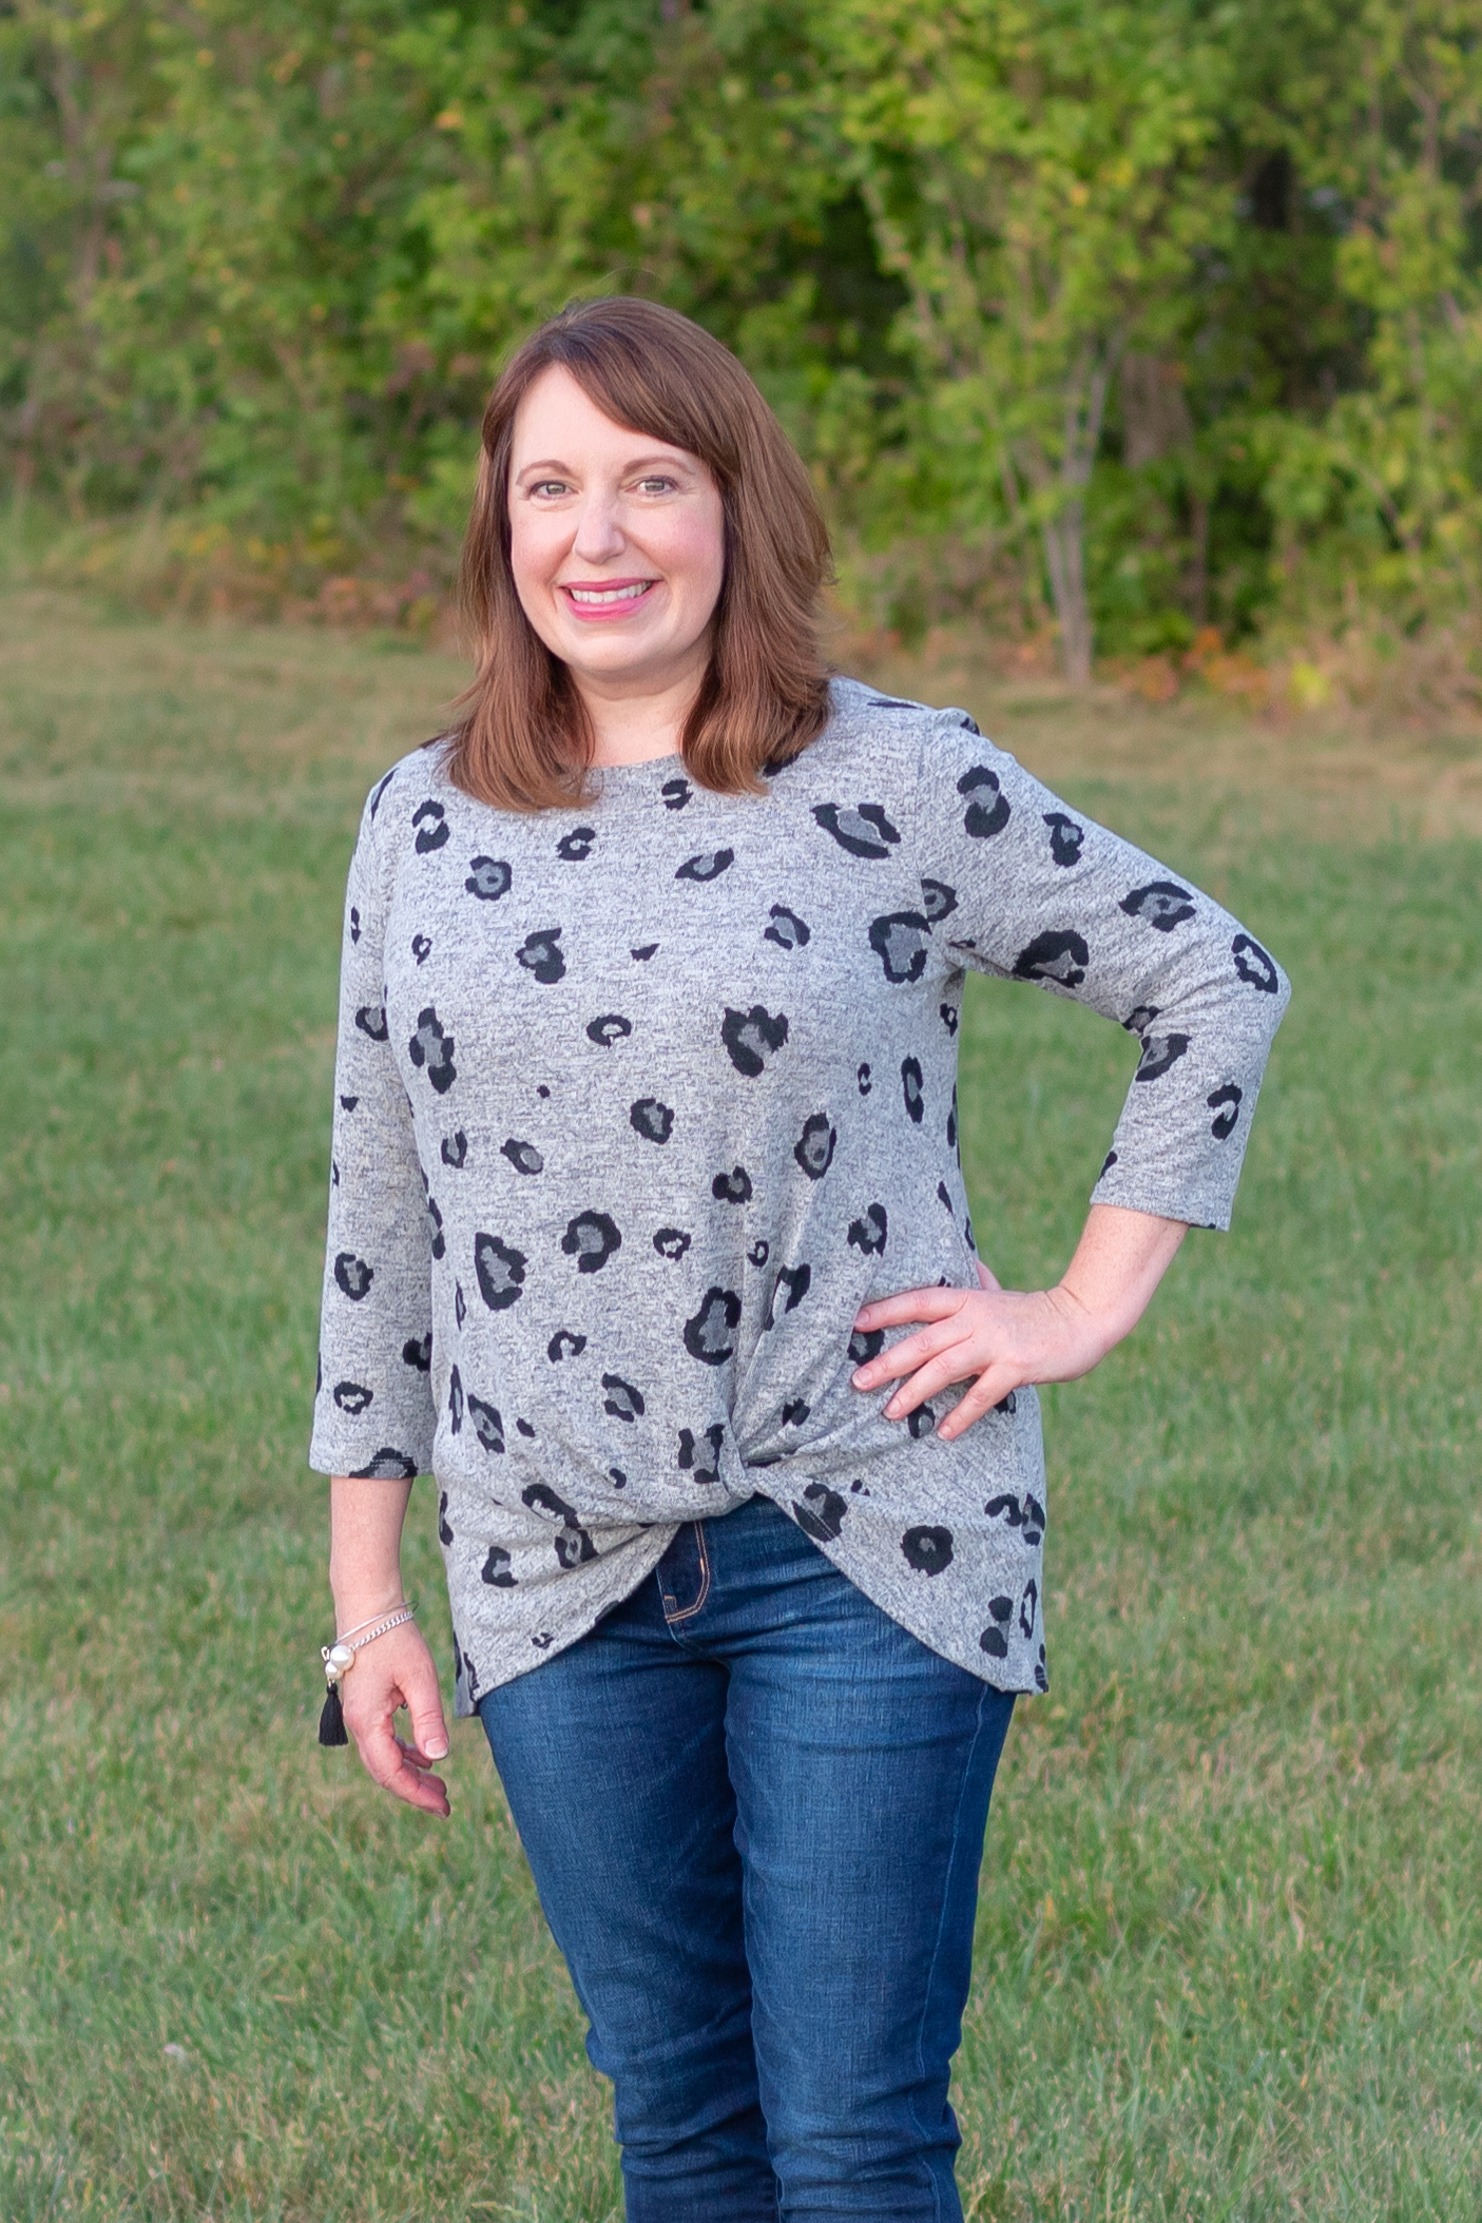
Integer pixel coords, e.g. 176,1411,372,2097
560,576,661,619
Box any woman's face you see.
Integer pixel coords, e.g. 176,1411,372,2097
507,364,726,696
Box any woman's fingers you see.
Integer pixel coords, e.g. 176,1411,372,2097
852,1317,965,1389
854,1285,966,1332
883,1346,982,1418
935,1367,1018,1441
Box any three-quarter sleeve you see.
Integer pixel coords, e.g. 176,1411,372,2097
913,709,1290,1232
308,783,437,1479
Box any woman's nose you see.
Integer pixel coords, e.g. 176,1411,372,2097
570,495,625,564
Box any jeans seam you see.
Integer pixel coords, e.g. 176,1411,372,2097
663,1520,713,1625
909,1677,991,2223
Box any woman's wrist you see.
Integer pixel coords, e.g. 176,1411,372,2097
328,1571,409,1628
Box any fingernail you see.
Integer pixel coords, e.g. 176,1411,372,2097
427,1741,449,1760
852,1369,868,1387
884,1399,901,1419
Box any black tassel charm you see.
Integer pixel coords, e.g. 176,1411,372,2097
318,1680,349,1747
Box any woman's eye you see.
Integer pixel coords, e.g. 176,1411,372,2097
530,480,570,498
636,475,677,494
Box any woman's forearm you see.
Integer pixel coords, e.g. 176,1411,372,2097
1052,1201,1188,1362
329,1475,416,1626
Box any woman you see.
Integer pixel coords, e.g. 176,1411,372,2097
311,296,1288,2220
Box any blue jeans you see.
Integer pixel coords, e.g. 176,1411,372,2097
477,1494,1016,2221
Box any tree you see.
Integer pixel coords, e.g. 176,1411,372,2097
819,0,1235,680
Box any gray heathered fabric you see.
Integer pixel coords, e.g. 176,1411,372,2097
310,679,1289,1712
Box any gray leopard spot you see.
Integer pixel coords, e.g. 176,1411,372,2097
468,1394,504,1452
501,1137,544,1175
721,1004,789,1077
847,1203,888,1255
517,928,565,983
481,1545,515,1587
811,802,901,859
355,1003,389,1041
562,1210,621,1272
630,1098,675,1144
920,877,958,923
546,1330,587,1362
958,765,1010,839
1232,932,1279,992
1012,930,1089,988
1134,1032,1190,1082
466,856,512,901
408,1005,457,1093
793,1482,847,1542
901,1525,954,1576
1207,1081,1243,1139
334,1252,373,1301
557,826,596,861
412,799,449,853
473,1231,527,1310
332,1381,373,1415
764,905,811,950
1120,879,1196,931
868,911,931,984
352,1448,417,1480
793,1113,836,1180
586,1013,633,1048
676,848,734,883
683,1286,742,1365
1045,811,1085,866
602,1372,645,1422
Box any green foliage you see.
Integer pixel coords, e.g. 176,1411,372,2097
2,0,1480,671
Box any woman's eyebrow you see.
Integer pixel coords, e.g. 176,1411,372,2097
513,451,694,480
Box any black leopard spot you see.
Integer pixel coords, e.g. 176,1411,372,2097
811,802,902,859
985,1493,1023,1527
907,1403,936,1437
349,905,361,944
936,1180,955,1216
1099,1149,1119,1177
334,1252,373,1301
1035,1658,1050,1692
586,1013,633,1048
522,1481,596,1567
1023,1495,1046,1546
441,1129,468,1168
676,848,734,883
940,1000,960,1036
1120,880,1196,932
402,1332,431,1371
1045,811,1084,866
468,1394,504,1452
782,1398,810,1426
609,1468,627,1487
683,1287,742,1365
901,1525,954,1576
562,1210,622,1273
1123,1004,1161,1037
847,1203,888,1255
557,825,596,861
763,1263,811,1327
355,1003,389,1041
481,1545,515,1587
793,1113,837,1180
947,1088,958,1150
339,1094,358,1111
678,1422,725,1481
868,911,931,984
333,1381,373,1415
547,1329,587,1362
920,877,959,922
721,1004,790,1077
601,1372,645,1423
712,1165,753,1204
993,1389,1017,1416
454,1284,466,1327
425,1192,445,1258
857,1062,872,1094
435,1490,453,1544
793,1482,847,1541
956,712,981,733
466,855,512,902
1232,932,1280,992
1019,1579,1039,1637
901,1056,924,1124
369,769,395,818
1012,930,1089,988
654,1227,691,1260
408,1006,457,1093
1134,1032,1190,1082
1207,1081,1243,1139
979,1624,1009,1660
660,775,691,810
958,765,1010,839
865,694,920,710
517,928,565,983
473,1231,527,1310
412,933,432,965
448,1364,464,1433
412,799,449,853
630,942,659,961
630,1098,675,1144
747,1238,769,1267
764,904,811,950
501,1137,544,1176
351,1448,417,1480
516,1417,535,1438
987,1594,1014,1625
848,1325,884,1365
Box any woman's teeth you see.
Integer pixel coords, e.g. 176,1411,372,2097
567,582,653,605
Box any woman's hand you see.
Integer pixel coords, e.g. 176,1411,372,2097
852,1204,1188,1442
338,1619,452,1817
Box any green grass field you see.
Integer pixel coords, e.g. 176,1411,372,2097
2,589,1479,2221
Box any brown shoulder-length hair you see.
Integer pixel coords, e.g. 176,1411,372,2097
445,296,833,811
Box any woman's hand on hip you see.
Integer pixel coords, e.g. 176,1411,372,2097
339,1621,452,1817
852,1207,1188,1442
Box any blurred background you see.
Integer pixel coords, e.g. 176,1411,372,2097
1,5,1480,2220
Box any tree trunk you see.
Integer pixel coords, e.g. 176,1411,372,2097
1039,499,1093,686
